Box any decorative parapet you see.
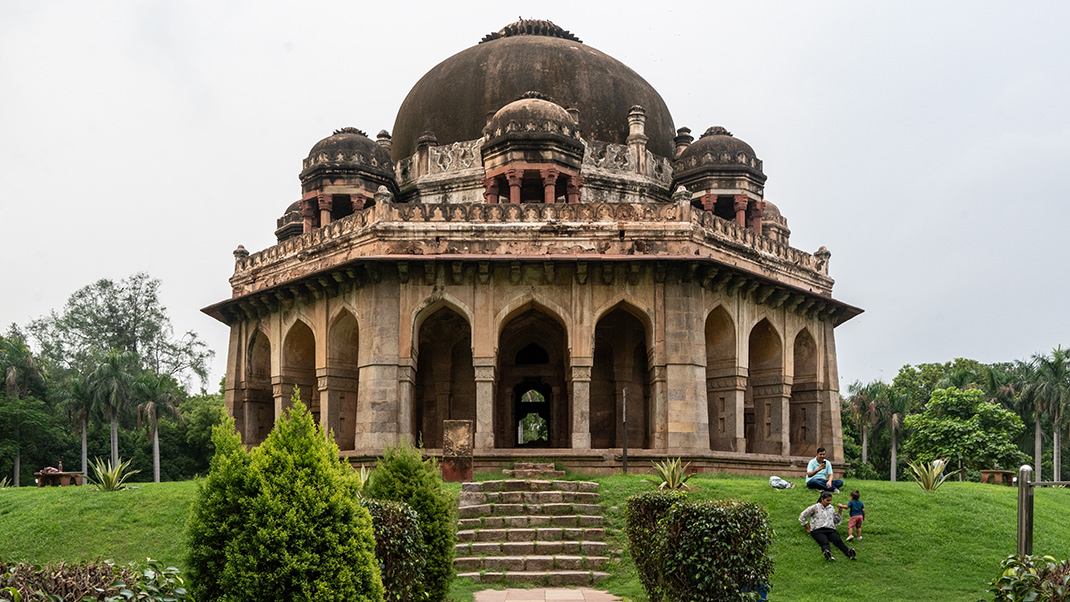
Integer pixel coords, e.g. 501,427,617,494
583,141,672,186
427,140,483,175
234,201,829,282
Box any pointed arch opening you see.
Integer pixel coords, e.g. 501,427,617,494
243,329,273,446
282,320,318,421
790,328,820,456
591,306,651,449
747,319,785,454
327,310,360,451
413,307,475,448
497,307,568,448
705,306,742,451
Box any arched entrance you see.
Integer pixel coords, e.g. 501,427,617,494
282,320,318,421
747,319,785,454
496,307,568,448
790,328,819,456
413,307,475,448
590,306,651,449
243,329,273,446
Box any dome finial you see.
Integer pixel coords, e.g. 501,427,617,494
480,19,582,44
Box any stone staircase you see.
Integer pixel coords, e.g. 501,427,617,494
454,463,611,585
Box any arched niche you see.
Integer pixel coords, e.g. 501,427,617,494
790,328,820,456
591,305,651,449
326,310,360,451
496,307,568,448
705,306,741,451
282,320,318,421
413,307,475,448
243,328,273,446
746,318,784,454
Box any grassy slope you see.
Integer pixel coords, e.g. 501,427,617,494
4,475,1070,602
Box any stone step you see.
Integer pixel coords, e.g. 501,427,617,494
503,468,567,478
513,462,557,471
454,554,609,572
459,490,601,506
456,540,608,557
458,502,604,518
457,514,604,530
456,527,606,543
457,570,610,585
461,480,599,495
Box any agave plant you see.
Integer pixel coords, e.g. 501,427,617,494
645,457,696,490
87,457,140,492
0,476,11,489
907,459,950,491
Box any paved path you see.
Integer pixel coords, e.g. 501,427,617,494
473,588,621,602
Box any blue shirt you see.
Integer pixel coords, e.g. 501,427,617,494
807,458,832,481
848,499,864,517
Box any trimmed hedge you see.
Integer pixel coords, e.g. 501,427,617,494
365,444,456,602
361,499,427,602
625,493,774,602
625,490,688,602
186,399,383,602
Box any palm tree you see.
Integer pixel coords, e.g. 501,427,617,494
88,350,139,466
875,386,909,482
134,372,184,483
847,380,885,465
57,371,94,475
1,332,47,486
1021,347,1070,481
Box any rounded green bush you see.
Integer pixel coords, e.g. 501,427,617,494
365,443,456,602
361,498,427,602
186,400,383,602
625,490,688,602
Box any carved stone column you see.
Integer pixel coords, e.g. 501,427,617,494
483,176,500,204
751,380,791,455
707,372,747,452
318,192,333,228
733,194,748,228
299,198,316,234
351,193,368,211
570,358,593,448
473,359,496,449
701,193,716,211
749,199,765,236
540,168,559,204
506,169,523,204
566,174,583,204
396,360,416,445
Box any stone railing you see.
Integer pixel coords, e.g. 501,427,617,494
235,201,825,275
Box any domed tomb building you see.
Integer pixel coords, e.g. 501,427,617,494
204,20,861,473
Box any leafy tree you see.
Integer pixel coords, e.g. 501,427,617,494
186,392,383,602
1,329,50,485
29,273,212,388
903,387,1029,479
365,443,456,602
134,372,185,483
847,380,885,464
180,387,226,474
56,371,94,474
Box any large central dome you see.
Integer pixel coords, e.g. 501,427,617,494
391,20,676,161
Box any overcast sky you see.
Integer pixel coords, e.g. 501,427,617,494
3,1,1068,391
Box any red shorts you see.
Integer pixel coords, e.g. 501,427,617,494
849,515,864,530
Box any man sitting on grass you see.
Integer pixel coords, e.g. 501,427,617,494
806,447,844,493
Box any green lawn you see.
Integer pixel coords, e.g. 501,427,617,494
3,474,1069,602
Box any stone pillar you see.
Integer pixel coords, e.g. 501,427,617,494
733,194,748,229
396,360,416,445
483,176,500,204
351,193,368,211
569,358,593,448
299,197,316,234
416,130,437,178
319,372,339,443
272,379,295,422
566,174,583,204
506,169,523,204
318,192,333,227
701,193,716,211
749,200,765,236
441,420,474,482
473,359,496,449
627,105,648,176
540,168,559,204
673,127,694,159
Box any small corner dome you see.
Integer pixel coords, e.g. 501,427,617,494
675,126,766,181
484,92,578,139
302,127,393,180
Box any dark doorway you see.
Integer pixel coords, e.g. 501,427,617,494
514,381,552,447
